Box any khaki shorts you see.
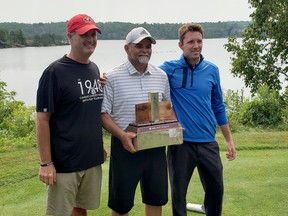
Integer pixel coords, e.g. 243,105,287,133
46,165,102,216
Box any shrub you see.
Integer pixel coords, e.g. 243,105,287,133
1,106,35,138
0,81,36,152
239,85,283,127
223,89,248,132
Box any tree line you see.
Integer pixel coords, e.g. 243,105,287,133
0,21,250,48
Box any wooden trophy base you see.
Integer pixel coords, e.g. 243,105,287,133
126,120,183,151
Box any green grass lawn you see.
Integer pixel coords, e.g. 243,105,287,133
0,130,288,215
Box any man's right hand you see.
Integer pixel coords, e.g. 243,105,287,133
120,132,137,153
39,165,56,186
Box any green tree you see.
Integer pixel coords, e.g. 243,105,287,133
33,33,64,46
224,0,288,95
15,29,27,45
0,28,8,42
6,29,27,47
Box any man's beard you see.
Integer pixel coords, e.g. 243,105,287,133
138,56,149,64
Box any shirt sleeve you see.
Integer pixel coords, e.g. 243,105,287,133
101,74,113,114
36,67,57,113
211,67,228,126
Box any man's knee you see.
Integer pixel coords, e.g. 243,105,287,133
71,207,87,216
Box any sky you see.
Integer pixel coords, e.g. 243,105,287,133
1,0,254,24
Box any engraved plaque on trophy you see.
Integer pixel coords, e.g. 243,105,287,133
126,92,183,151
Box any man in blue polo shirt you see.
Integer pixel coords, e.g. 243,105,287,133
160,23,236,216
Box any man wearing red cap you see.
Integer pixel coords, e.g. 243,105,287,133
36,14,105,216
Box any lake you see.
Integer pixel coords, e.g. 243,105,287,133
0,39,247,106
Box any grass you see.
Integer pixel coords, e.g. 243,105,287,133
0,130,288,215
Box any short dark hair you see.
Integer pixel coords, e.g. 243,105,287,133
178,23,204,43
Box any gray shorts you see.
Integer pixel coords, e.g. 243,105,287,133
46,165,102,216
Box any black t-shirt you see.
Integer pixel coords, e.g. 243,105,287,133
36,56,104,173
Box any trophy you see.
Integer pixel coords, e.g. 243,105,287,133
126,92,183,151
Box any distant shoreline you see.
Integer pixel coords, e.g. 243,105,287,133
0,21,250,48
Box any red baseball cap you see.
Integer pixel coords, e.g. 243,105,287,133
67,14,102,35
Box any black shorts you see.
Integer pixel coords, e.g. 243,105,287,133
108,136,168,214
